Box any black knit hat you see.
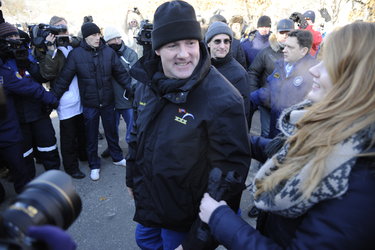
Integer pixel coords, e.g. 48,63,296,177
81,22,100,39
0,22,19,38
152,0,202,51
257,15,271,28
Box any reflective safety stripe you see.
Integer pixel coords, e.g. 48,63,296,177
37,144,57,152
23,148,33,158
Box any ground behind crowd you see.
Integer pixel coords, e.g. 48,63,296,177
0,111,260,249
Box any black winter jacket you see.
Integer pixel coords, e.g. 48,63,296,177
248,34,284,93
211,53,251,120
53,39,131,108
126,42,251,232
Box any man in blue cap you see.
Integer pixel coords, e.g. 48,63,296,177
303,10,322,57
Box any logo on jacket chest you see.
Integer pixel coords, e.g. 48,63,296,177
175,108,195,125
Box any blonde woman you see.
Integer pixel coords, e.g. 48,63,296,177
199,21,375,249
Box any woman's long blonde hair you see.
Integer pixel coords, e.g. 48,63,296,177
256,22,375,198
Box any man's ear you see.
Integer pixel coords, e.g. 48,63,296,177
155,49,160,56
301,46,309,56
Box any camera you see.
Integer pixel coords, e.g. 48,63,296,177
0,38,28,61
135,20,153,46
0,170,82,249
29,23,68,48
289,12,308,29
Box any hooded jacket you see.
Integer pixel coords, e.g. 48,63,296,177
53,39,131,108
126,42,251,232
248,33,284,93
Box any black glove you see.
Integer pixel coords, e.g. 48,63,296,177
42,101,58,115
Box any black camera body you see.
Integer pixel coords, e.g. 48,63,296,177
29,23,68,49
289,12,308,29
135,20,153,46
0,38,28,61
0,170,82,249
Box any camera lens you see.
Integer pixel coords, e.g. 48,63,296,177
1,170,82,238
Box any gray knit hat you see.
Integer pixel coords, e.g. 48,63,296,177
205,21,233,43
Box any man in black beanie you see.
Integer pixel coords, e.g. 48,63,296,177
126,1,250,249
53,22,132,181
241,15,272,66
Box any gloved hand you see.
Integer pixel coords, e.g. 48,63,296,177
42,103,58,115
27,225,77,250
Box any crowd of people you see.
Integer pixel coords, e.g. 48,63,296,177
0,0,374,249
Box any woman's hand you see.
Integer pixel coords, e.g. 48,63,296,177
199,193,227,224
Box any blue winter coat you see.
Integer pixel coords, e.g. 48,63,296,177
241,31,270,67
0,59,57,147
250,54,317,138
208,155,375,249
4,51,50,123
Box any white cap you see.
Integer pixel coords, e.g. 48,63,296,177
103,26,122,42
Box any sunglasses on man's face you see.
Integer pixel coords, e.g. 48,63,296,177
213,39,231,45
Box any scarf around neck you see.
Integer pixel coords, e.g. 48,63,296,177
253,100,373,218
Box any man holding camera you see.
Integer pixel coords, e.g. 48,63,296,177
302,10,322,57
0,21,61,178
35,16,87,179
53,22,132,181
126,1,250,249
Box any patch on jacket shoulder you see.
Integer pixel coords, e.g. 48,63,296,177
15,72,23,79
293,76,304,87
273,72,280,79
175,108,195,125
139,101,146,106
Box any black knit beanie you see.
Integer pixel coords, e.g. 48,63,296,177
152,0,202,51
257,15,271,28
0,22,18,38
81,22,100,39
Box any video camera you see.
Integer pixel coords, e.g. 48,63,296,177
29,23,69,49
0,38,28,61
135,19,153,46
0,170,82,249
289,12,308,29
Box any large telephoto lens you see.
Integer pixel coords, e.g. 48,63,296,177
1,170,82,238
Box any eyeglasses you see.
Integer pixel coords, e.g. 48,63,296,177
213,39,231,45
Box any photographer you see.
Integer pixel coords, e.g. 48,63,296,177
302,10,322,57
0,20,60,179
35,16,87,180
290,10,322,57
124,7,144,56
